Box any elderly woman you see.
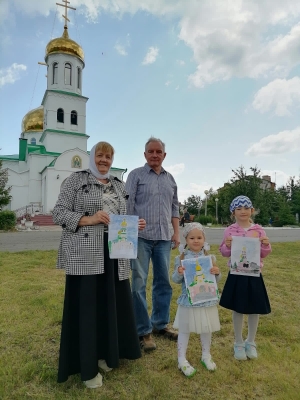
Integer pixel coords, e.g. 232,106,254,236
53,141,145,389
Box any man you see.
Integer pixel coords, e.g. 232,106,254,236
125,137,180,352
180,208,190,227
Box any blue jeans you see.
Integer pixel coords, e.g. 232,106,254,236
131,238,172,336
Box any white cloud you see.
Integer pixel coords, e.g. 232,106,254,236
245,127,300,156
114,43,128,56
114,34,130,56
181,4,300,88
165,80,171,86
3,1,300,87
175,85,179,90
176,59,185,66
165,163,185,176
252,77,300,116
0,63,27,88
142,46,159,65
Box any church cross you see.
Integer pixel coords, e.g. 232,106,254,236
56,0,76,28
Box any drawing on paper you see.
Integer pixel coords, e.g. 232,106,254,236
182,256,219,305
108,215,138,259
230,236,260,277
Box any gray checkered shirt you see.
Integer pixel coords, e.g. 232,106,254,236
52,169,130,280
125,163,179,240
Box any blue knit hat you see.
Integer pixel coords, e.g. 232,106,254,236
230,195,253,213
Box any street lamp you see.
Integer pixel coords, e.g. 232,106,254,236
204,190,209,216
197,198,202,217
215,198,219,224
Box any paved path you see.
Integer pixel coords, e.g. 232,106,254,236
0,227,299,252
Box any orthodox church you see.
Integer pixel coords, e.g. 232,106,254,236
0,4,126,214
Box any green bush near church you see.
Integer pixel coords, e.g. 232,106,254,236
0,210,16,230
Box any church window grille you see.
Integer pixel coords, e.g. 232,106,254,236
64,63,72,85
71,110,78,125
30,138,36,145
77,67,81,89
53,62,58,84
57,108,64,123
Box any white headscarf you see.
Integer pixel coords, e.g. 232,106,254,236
182,222,210,251
88,143,114,180
182,222,205,238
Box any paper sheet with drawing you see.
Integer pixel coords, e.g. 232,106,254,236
230,236,260,277
108,215,138,259
182,256,219,305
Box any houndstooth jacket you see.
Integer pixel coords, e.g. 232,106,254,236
52,169,131,280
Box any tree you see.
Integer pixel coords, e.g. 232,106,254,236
205,166,265,223
276,176,300,224
0,160,12,210
184,195,202,216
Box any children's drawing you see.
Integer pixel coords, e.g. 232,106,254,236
182,256,219,305
230,236,260,277
108,215,138,259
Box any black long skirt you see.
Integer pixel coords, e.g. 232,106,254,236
57,236,141,383
219,272,271,315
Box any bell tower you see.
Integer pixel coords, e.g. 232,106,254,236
40,0,89,153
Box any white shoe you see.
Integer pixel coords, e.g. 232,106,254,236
84,372,103,388
178,360,197,377
98,359,113,372
201,356,217,371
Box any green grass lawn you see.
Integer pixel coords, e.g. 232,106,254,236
0,243,299,400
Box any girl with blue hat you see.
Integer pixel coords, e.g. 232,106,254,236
219,195,272,361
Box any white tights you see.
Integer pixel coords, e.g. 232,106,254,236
232,311,259,344
178,332,212,364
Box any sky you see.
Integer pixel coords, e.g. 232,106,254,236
1,0,300,203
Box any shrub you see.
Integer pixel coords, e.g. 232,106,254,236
0,210,16,230
194,215,216,225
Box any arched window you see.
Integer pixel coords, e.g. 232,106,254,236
77,67,81,89
57,108,64,123
52,62,58,84
71,110,78,125
30,138,36,145
64,63,72,85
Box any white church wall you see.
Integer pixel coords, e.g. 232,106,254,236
110,169,125,180
42,132,87,153
47,53,84,96
43,92,87,136
2,160,20,172
43,169,62,212
19,161,29,172
27,155,54,204
54,148,89,171
24,132,43,145
6,169,29,210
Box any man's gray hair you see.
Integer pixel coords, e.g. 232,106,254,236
145,137,166,152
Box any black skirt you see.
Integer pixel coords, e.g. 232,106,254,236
219,272,271,315
57,234,141,383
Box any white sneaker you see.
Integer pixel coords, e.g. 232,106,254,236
98,359,113,372
201,356,217,371
178,360,197,377
245,341,258,359
84,372,103,389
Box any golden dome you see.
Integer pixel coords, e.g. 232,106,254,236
45,27,84,63
22,106,44,133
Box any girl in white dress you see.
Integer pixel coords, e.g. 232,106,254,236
172,223,221,377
